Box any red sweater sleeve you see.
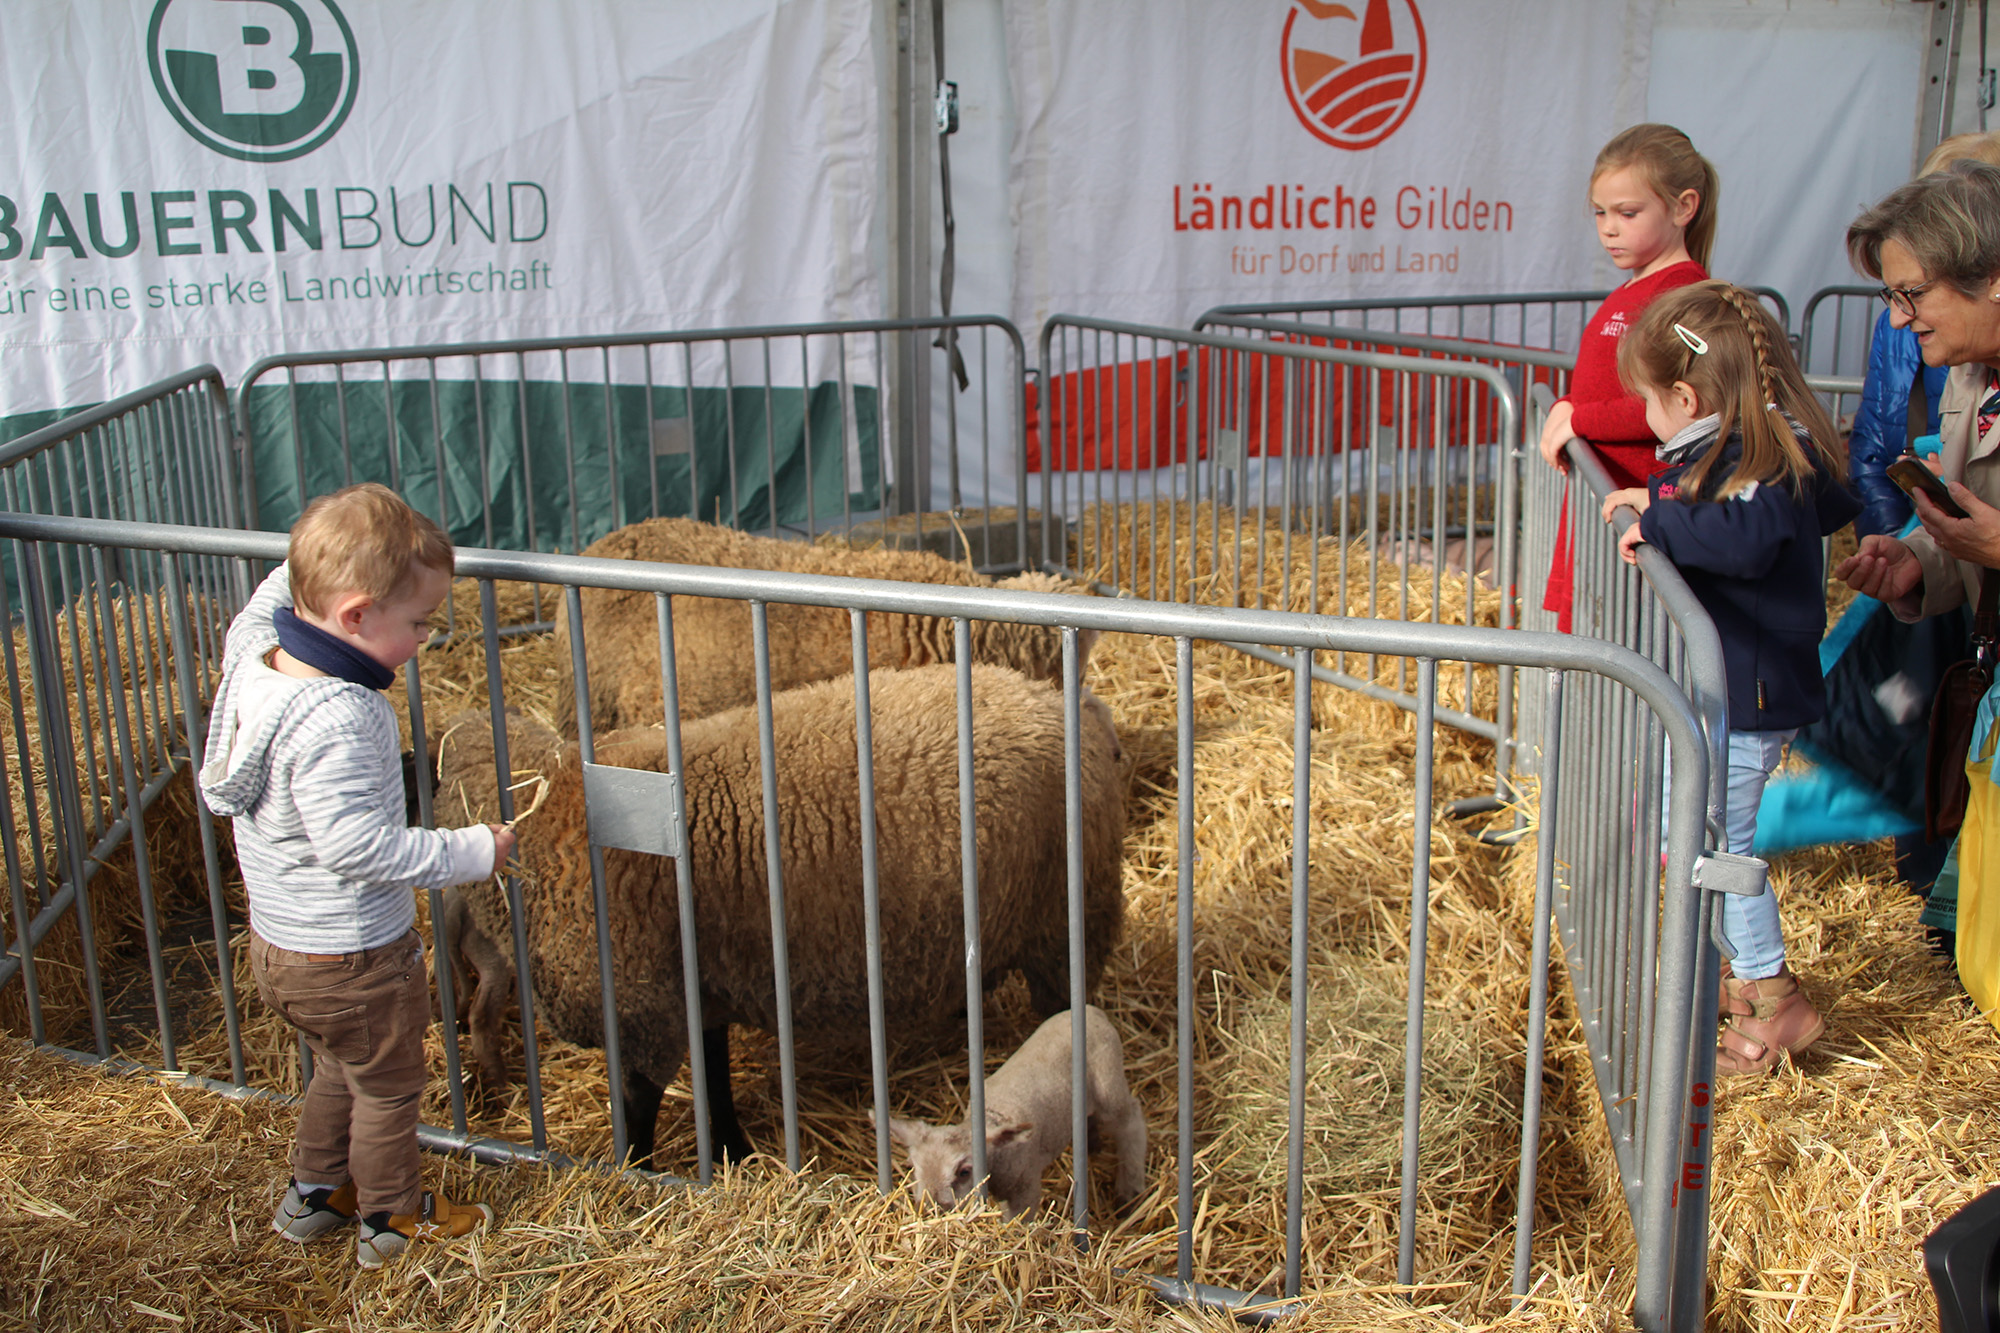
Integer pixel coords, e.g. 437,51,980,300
1568,390,1655,443
1561,261,1708,445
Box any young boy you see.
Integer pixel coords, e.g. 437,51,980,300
198,482,516,1268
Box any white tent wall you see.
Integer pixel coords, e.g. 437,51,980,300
1000,0,1639,335
1641,0,1933,311
987,0,1974,339
907,0,1992,509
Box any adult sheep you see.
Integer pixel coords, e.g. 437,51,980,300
552,516,1092,734
436,663,1129,1171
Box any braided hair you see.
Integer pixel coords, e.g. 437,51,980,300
1715,283,1784,413
1616,281,1843,502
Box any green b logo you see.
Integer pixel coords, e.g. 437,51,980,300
148,0,359,162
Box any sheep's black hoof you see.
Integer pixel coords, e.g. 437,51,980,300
621,1072,667,1173
712,1125,753,1165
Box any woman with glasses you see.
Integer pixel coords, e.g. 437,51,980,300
1836,137,2000,897
1838,159,2000,986
1849,135,2000,542
1841,159,2000,623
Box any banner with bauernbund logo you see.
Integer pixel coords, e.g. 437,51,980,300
1004,0,1642,333
0,0,880,424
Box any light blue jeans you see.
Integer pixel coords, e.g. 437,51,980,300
1718,729,1794,981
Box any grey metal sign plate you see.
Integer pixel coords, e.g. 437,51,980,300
582,762,682,858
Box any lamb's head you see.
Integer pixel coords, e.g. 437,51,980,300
886,1114,1033,1210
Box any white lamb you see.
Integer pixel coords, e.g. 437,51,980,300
887,1005,1147,1221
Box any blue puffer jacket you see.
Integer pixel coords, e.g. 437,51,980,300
1848,308,1949,537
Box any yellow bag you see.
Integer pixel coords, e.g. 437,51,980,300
1957,687,2000,1031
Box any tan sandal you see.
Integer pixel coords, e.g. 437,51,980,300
1715,967,1824,1075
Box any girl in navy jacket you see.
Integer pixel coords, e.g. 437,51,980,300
1601,281,1861,1076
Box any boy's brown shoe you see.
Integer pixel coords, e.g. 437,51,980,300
355,1190,495,1268
273,1179,358,1241
1715,967,1825,1075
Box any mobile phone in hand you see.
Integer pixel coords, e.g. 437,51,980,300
1888,456,1970,519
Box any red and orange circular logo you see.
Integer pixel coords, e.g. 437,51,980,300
1281,0,1427,151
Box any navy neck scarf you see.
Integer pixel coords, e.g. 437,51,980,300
274,605,396,691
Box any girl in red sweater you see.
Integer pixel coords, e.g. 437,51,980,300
1540,124,1719,631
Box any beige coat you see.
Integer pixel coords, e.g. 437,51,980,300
1900,362,2000,621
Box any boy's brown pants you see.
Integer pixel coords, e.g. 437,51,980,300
250,928,428,1218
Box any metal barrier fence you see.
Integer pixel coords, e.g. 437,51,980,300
1183,312,1850,814
0,369,242,1062
1190,308,1581,569
0,499,1718,1331
1199,287,1793,359
236,316,1036,580
1183,320,1753,1328
1033,317,1524,795
1798,284,1882,427
1799,284,1881,381
1199,290,1619,356
1516,381,1745,1324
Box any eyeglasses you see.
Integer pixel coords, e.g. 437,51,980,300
1878,279,1939,317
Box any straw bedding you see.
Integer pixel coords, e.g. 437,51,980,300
1,513,1994,1331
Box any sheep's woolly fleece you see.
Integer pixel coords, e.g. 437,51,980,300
552,515,1080,732
430,663,1127,1144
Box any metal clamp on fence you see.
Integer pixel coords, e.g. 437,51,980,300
1690,851,1769,898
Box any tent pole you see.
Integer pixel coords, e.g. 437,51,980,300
890,0,935,517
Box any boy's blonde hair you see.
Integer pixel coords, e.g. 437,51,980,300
287,483,454,616
1617,281,1844,502
1591,123,1721,271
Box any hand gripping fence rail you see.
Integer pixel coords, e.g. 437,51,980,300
1,497,1724,1331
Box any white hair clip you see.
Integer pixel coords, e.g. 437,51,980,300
1673,323,1709,355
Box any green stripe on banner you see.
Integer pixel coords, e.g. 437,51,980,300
3,379,881,549
0,405,101,450
245,378,883,546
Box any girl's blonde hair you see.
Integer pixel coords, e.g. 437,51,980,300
1616,281,1844,502
288,482,454,617
1592,123,1720,271
1920,129,2000,177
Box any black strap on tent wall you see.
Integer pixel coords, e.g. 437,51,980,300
932,0,969,393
